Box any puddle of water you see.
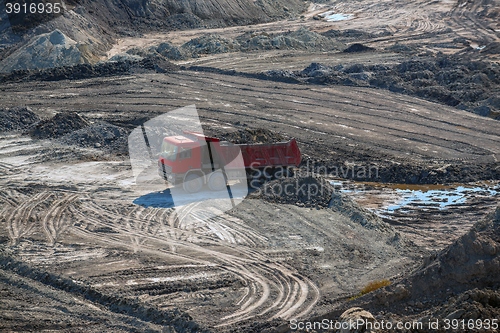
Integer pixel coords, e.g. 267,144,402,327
330,180,499,214
320,11,354,22
385,186,499,212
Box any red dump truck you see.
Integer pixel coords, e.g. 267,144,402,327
158,131,301,193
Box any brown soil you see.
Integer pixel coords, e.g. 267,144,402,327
0,0,499,331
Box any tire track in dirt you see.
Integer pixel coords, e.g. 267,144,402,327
155,73,500,160
449,0,499,42
41,193,79,246
5,69,499,165
72,198,318,325
4,191,53,246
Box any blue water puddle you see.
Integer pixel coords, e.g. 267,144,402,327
320,12,354,22
387,186,499,211
330,180,499,213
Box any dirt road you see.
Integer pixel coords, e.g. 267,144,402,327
0,131,418,330
1,70,499,180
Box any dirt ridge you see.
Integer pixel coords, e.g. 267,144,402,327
0,251,209,332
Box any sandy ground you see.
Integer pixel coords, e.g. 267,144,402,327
107,0,499,62
0,133,419,330
1,0,499,331
1,71,499,165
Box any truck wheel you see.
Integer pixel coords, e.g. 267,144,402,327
208,171,226,191
183,173,203,193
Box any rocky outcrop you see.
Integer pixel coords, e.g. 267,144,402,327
81,0,305,28
337,308,376,333
356,206,500,308
0,30,91,73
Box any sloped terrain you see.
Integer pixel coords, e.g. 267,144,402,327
0,30,92,73
0,0,306,70
264,55,500,119
0,0,499,331
0,148,419,331
2,70,498,184
307,207,500,333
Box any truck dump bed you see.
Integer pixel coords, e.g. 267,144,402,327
216,139,301,169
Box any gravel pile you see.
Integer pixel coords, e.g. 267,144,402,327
267,55,500,119
343,207,500,329
237,27,344,52
28,112,90,139
59,121,129,154
406,207,500,298
156,42,187,60
217,128,285,144
343,43,375,53
147,27,344,61
0,55,180,83
0,106,40,132
138,54,180,73
180,34,240,57
261,176,334,208
0,30,89,73
322,29,377,39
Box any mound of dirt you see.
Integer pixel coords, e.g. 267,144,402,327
138,54,180,73
237,27,344,52
260,175,395,232
29,112,90,139
0,55,180,83
216,128,286,144
261,176,334,208
285,27,343,51
280,55,500,119
108,53,143,62
0,30,90,73
385,42,417,53
301,62,334,77
348,207,500,311
407,207,500,298
343,43,375,53
313,207,500,331
0,106,40,132
322,29,375,39
156,42,187,60
181,34,240,57
158,28,341,59
59,121,129,153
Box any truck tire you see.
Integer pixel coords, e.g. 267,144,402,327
183,173,203,193
208,171,226,191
